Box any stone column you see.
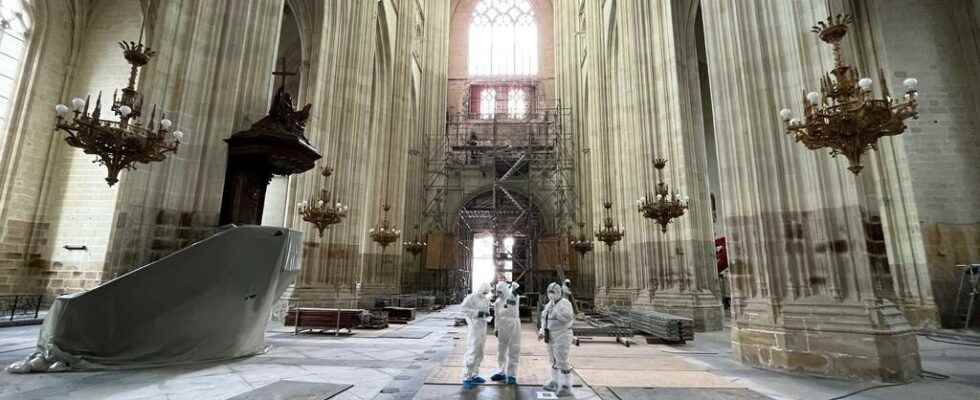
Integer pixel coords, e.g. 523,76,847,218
554,0,722,330
104,0,285,277
290,1,443,308
701,0,921,381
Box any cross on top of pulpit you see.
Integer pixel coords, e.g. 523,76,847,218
272,57,297,88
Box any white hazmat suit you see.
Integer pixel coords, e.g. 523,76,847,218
539,282,574,395
461,283,492,388
491,281,521,383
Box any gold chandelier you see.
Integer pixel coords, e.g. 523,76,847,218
570,222,594,255
636,158,689,233
595,201,624,247
54,40,182,186
779,14,919,175
298,167,349,237
402,224,427,255
369,204,401,247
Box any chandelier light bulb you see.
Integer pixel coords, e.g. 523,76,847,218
789,118,800,127
173,131,184,141
903,78,918,91
858,78,873,90
71,97,85,110
317,200,324,207
806,92,820,105
160,119,172,129
118,105,132,116
779,108,793,121
55,104,69,115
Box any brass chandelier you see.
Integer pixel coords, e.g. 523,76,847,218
636,158,689,233
402,225,427,255
779,14,919,175
369,204,401,247
298,167,349,237
595,201,625,247
570,222,594,255
54,39,183,186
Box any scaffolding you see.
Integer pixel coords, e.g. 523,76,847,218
421,85,577,296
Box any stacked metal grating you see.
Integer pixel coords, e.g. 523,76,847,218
605,307,694,343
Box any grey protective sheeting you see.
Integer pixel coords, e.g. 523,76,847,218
36,226,303,370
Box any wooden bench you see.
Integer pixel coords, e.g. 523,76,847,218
383,306,415,324
285,308,363,334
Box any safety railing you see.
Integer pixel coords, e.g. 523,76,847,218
1,295,44,322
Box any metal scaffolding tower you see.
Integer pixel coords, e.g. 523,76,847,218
421,88,576,296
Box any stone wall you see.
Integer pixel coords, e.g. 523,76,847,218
874,0,980,328
0,1,76,296
39,0,140,295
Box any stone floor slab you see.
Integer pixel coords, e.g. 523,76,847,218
604,387,772,399
224,380,351,400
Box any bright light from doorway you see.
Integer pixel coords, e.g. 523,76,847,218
471,233,517,291
471,233,495,291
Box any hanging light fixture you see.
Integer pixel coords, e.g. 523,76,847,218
595,201,624,247
54,38,183,186
298,167,349,237
778,14,919,175
402,224,428,255
369,101,402,248
636,158,689,233
402,149,428,255
570,222,594,255
370,204,401,247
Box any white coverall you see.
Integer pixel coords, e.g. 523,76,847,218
540,282,574,394
461,283,491,380
493,281,521,379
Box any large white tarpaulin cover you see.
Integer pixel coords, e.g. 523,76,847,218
30,226,302,371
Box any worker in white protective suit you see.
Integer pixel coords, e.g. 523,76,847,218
490,281,521,385
461,282,493,390
539,282,574,396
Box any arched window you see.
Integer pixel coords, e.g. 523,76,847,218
507,88,527,118
479,88,496,119
469,0,537,77
0,0,31,145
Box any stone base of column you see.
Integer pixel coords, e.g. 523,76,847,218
732,297,921,382
594,287,640,308
645,289,724,332
896,302,940,329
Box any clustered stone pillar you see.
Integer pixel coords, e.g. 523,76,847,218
699,0,925,381
105,0,285,277
290,1,450,308
553,0,723,331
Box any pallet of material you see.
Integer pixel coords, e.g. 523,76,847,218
383,306,415,324
572,314,634,347
285,308,363,334
605,308,694,344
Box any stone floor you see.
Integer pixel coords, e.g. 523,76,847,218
0,307,977,399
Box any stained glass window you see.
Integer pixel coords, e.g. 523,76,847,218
0,0,30,150
507,88,527,118
479,88,496,119
469,0,537,77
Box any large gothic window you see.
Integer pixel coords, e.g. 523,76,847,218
0,1,30,145
469,0,537,77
